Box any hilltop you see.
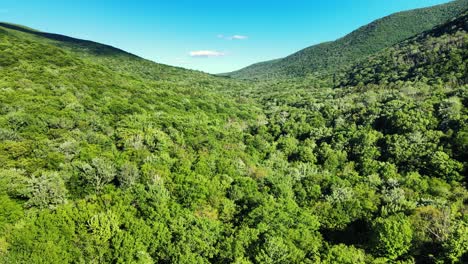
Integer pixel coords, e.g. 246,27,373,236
226,0,468,80
339,10,468,87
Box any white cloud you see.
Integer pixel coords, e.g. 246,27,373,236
230,35,248,40
189,50,225,58
218,34,249,40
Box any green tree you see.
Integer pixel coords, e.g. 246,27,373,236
442,221,468,263
323,244,367,264
76,158,116,193
372,214,413,260
117,162,140,189
24,171,68,209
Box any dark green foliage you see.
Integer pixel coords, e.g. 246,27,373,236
225,0,468,80
340,10,468,87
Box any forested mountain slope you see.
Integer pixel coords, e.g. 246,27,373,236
0,22,263,263
0,21,234,84
225,0,468,80
339,10,468,87
0,9,467,264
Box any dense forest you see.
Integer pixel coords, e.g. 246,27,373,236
225,0,468,80
339,11,468,87
0,1,467,264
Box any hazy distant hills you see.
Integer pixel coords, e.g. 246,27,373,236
225,0,468,80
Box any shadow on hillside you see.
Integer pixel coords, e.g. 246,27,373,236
0,22,138,57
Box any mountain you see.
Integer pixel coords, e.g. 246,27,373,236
339,10,468,87
0,22,235,83
225,0,468,80
0,20,262,263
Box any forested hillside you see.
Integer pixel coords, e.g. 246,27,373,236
339,10,468,87
225,0,468,80
0,3,467,264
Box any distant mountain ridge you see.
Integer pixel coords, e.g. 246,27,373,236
225,0,468,80
0,21,229,83
0,22,137,57
339,9,468,86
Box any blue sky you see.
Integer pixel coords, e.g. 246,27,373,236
0,0,452,73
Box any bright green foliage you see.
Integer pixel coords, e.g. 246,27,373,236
323,244,367,264
0,5,468,264
372,214,413,260
442,221,468,263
